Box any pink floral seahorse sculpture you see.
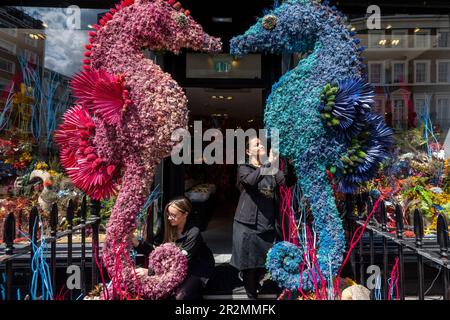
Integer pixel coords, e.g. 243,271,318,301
55,0,221,299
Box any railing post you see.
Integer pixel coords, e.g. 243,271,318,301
345,193,356,280
413,208,424,300
90,199,101,290
79,195,87,296
3,212,15,300
367,196,375,300
437,214,449,300
66,200,74,300
50,203,58,294
380,201,388,300
395,204,405,300
357,193,366,285
28,207,38,295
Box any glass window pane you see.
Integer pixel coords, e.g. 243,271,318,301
438,61,450,83
438,31,449,47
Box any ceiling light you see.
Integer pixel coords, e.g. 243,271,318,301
212,96,217,99
350,27,356,32
227,96,233,100
219,96,224,99
212,17,233,23
386,25,392,30
88,24,94,29
248,119,254,123
414,28,421,33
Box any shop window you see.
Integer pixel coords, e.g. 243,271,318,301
0,57,15,73
414,60,430,83
414,29,431,48
437,60,450,83
0,38,16,54
369,62,385,85
392,61,407,84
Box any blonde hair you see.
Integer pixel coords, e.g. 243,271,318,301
163,196,192,243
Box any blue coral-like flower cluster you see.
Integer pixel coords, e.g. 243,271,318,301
266,241,303,292
230,0,393,292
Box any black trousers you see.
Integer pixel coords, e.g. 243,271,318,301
242,268,265,299
174,275,204,300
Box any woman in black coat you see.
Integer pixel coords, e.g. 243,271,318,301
230,137,291,299
133,196,215,300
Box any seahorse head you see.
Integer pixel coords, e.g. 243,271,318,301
230,0,349,57
90,0,221,67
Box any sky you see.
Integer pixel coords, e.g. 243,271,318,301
19,6,105,77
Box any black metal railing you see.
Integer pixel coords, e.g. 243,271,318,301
346,194,450,300
0,196,101,300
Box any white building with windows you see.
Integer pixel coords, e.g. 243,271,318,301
0,6,45,93
352,15,450,138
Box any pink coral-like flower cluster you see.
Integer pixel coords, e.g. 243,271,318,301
138,243,188,299
56,0,221,300
54,105,119,200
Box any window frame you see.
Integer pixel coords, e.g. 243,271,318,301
414,29,431,48
413,93,431,122
0,57,15,74
391,29,408,49
436,29,450,48
414,60,431,84
368,30,386,49
368,61,386,85
373,95,387,117
436,59,450,84
0,38,16,54
435,94,450,127
391,60,408,84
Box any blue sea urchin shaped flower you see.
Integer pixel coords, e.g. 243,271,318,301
336,113,393,192
319,78,375,136
266,241,304,292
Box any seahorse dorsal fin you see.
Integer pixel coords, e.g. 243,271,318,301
70,69,131,126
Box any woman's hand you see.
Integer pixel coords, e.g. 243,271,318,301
268,149,276,164
129,234,139,247
135,268,148,278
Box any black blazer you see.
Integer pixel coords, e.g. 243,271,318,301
234,163,289,226
135,221,215,279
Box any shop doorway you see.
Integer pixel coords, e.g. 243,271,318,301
160,52,281,262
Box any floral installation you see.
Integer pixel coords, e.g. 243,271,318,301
266,241,303,292
55,0,221,299
363,127,449,234
230,0,392,293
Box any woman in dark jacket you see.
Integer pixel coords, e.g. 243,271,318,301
230,137,289,299
133,196,215,300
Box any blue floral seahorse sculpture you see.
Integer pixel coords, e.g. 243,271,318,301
230,0,393,292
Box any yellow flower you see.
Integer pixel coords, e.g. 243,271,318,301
48,170,58,176
35,162,49,170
